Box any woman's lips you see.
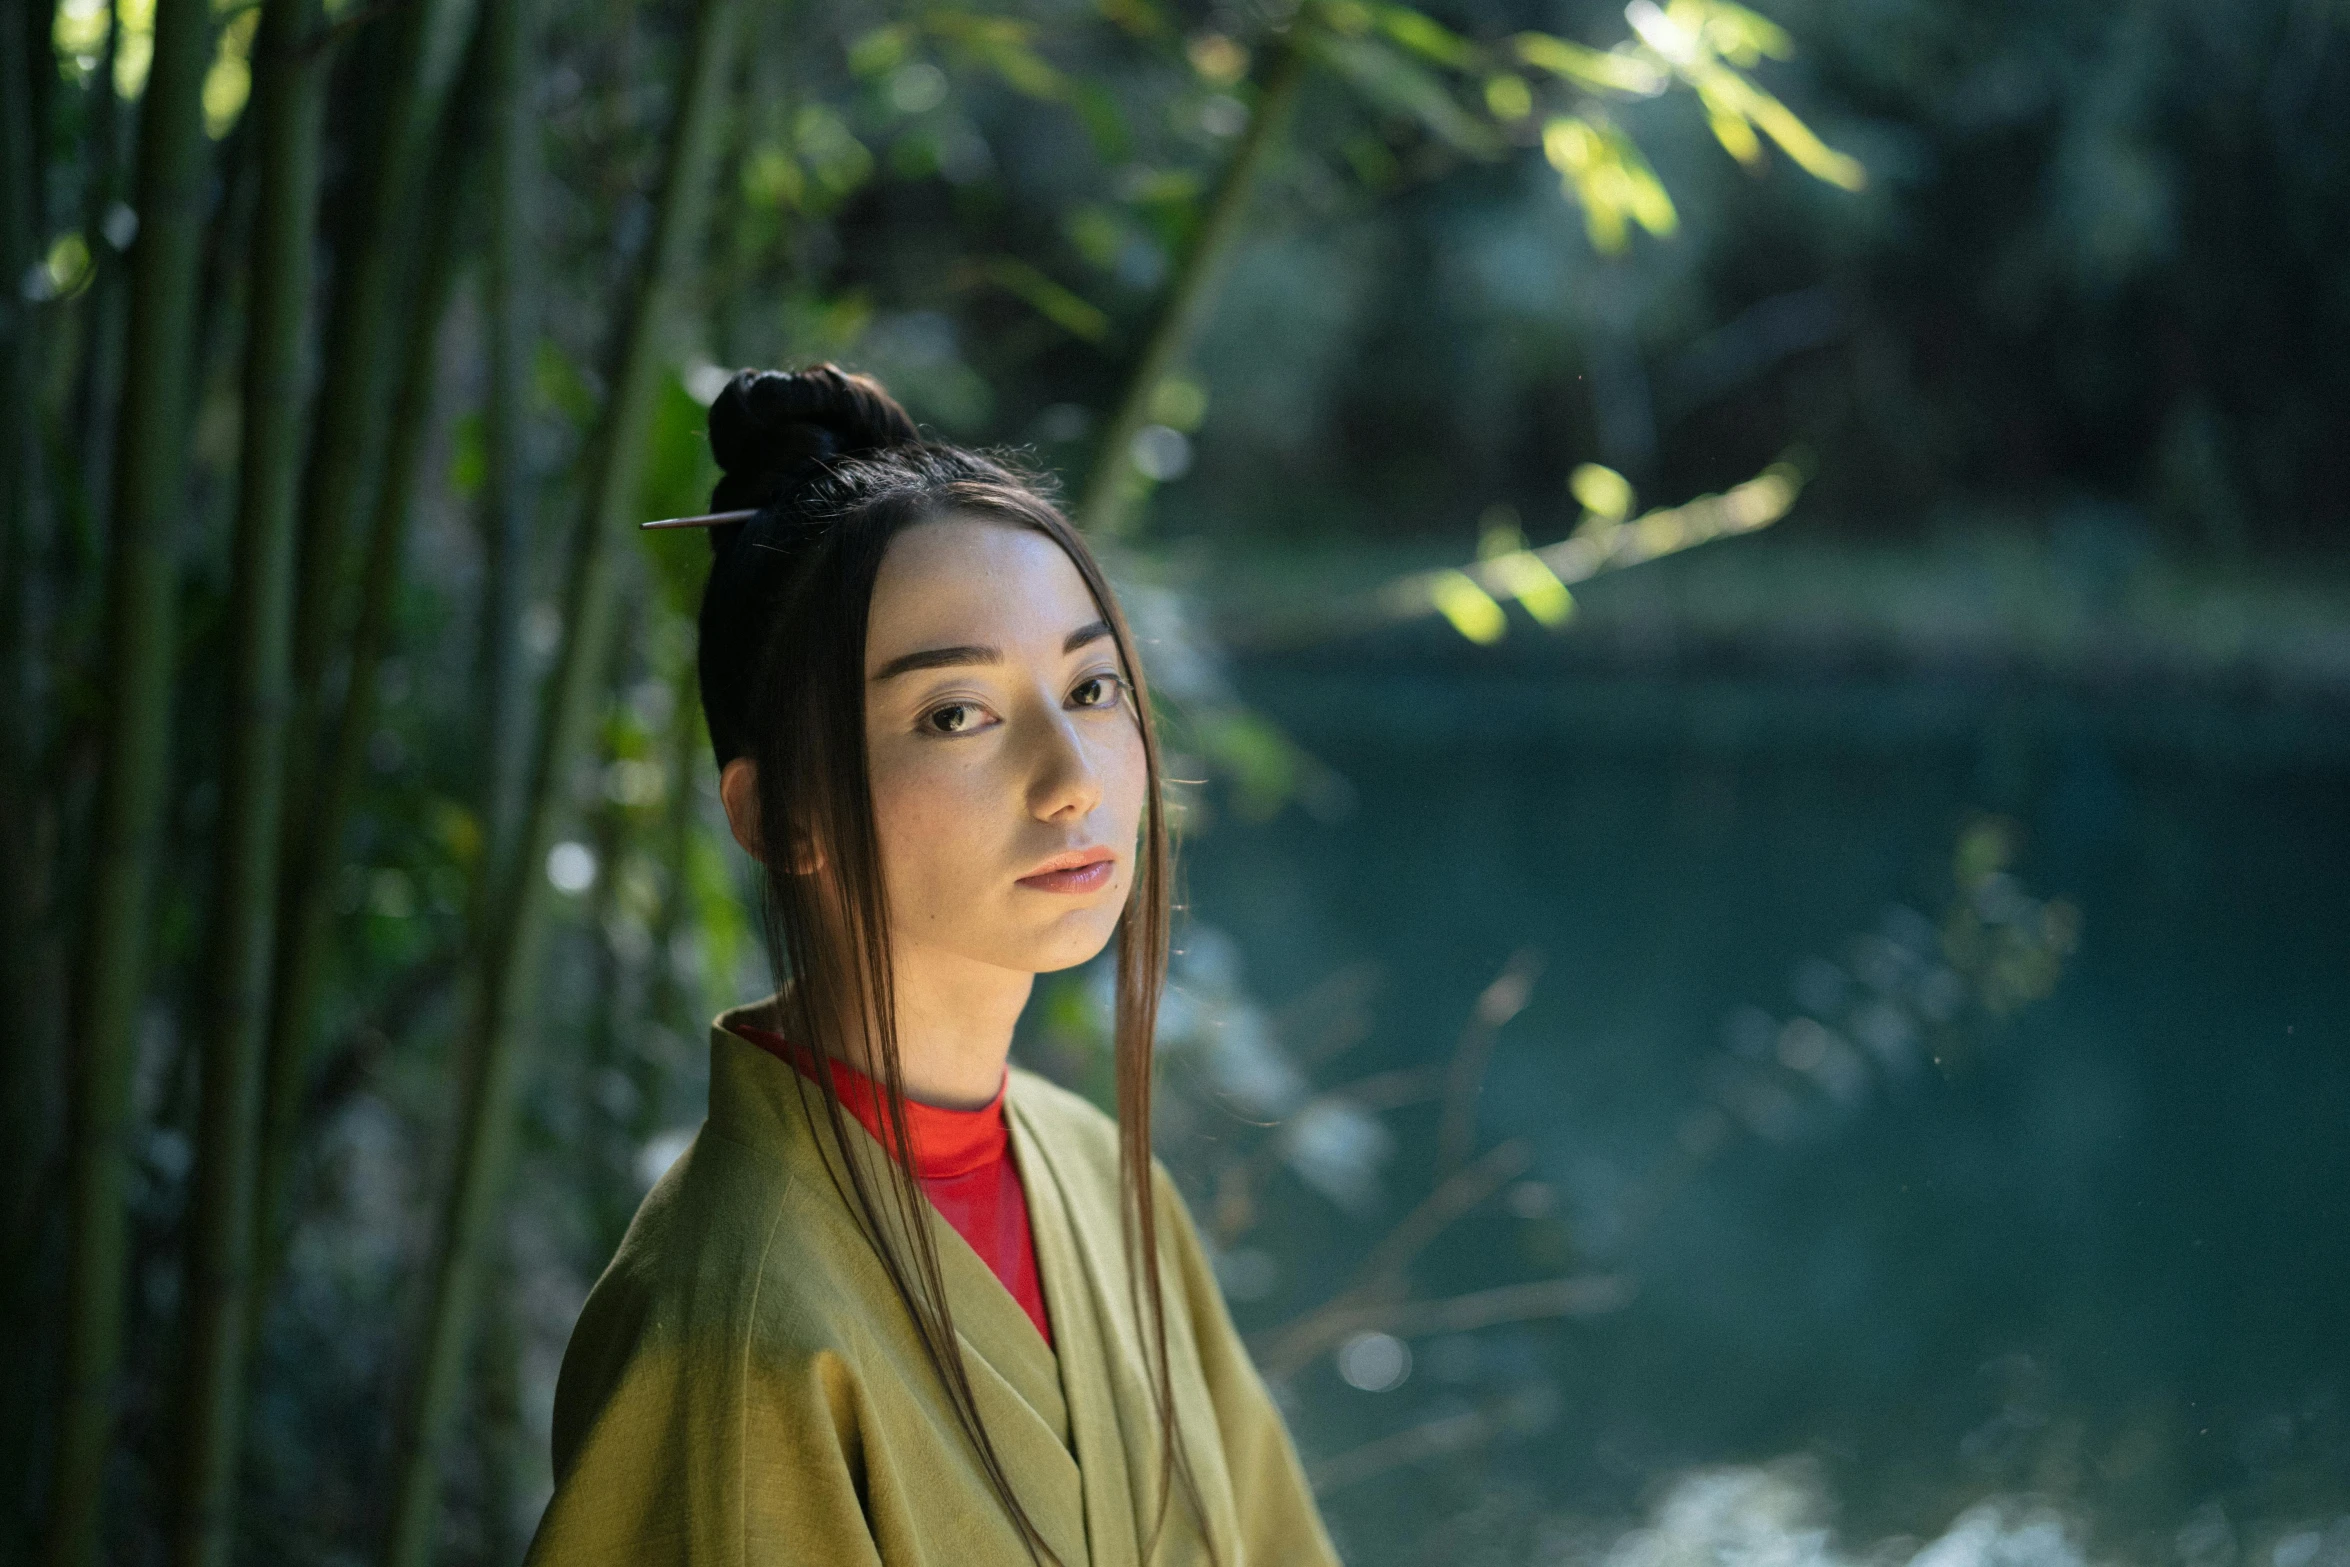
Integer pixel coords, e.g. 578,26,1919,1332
1017,848,1115,894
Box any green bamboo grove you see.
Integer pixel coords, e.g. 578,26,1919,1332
0,0,1864,1556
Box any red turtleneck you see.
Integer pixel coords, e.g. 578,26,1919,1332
730,1025,1052,1348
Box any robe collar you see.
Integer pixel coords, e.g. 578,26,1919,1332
709,999,1217,1567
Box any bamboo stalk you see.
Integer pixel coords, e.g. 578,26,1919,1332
0,24,64,1464
643,681,706,1069
257,0,479,1230
167,0,327,1560
280,0,477,736
584,600,639,1257
1073,29,1308,539
17,0,54,236
474,0,538,885
244,0,491,1361
67,0,126,538
471,1241,528,1563
2,0,51,1257
380,1,744,1558
44,0,220,1560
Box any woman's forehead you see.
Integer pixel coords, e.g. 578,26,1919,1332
867,517,1100,654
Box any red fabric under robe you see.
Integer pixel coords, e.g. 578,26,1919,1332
729,1024,1053,1348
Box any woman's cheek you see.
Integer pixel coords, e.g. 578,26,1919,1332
900,748,999,905
1103,728,1148,843
869,747,949,912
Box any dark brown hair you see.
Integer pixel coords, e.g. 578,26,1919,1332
696,364,1203,1563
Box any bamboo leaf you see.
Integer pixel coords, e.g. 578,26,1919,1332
1728,75,1867,189
1698,79,1765,168
1310,31,1503,159
1542,116,1623,251
1483,72,1531,122
1512,31,1667,96
1570,461,1636,521
1096,0,1167,37
982,255,1113,342
200,6,262,137
1483,551,1576,627
1690,0,1791,66
1543,114,1677,249
1619,137,1680,236
633,372,721,528
978,37,1065,99
1066,77,1130,161
1123,166,1206,206
1372,3,1480,70
930,12,1066,100
1428,570,1509,643
847,22,911,76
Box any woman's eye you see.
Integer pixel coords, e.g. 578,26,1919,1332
1070,674,1122,709
925,703,980,734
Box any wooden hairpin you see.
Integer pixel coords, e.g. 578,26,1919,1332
639,508,761,531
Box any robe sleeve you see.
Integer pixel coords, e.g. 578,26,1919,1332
523,1197,886,1565
1156,1166,1346,1567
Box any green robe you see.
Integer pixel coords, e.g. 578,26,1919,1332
524,1000,1342,1566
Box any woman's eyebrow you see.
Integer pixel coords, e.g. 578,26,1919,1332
871,644,999,681
870,622,1111,683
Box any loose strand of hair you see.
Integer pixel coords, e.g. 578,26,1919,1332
756,519,1062,1567
1073,538,1219,1567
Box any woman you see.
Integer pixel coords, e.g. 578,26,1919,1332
524,365,1340,1566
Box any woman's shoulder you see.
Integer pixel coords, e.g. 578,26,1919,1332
544,1129,889,1493
585,1124,886,1365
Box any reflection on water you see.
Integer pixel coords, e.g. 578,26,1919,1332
1570,1459,2350,1567
1592,1461,2086,1567
1108,658,2350,1565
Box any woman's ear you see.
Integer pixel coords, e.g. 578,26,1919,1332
719,757,765,860
718,756,826,874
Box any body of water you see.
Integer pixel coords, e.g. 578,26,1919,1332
1176,651,2350,1565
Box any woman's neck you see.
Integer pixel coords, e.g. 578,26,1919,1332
827,944,1032,1111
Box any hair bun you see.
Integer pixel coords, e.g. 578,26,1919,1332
705,364,920,516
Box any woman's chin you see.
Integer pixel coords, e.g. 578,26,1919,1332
1015,915,1122,976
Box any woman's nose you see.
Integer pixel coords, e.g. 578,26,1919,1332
1025,707,1103,823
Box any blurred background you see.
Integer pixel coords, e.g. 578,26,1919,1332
3,0,2346,1562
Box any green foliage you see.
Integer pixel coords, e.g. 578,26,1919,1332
631,372,721,555
445,411,486,499
1306,0,1863,253
1543,113,1678,251
9,0,2342,1557
1309,29,1505,160
977,255,1113,342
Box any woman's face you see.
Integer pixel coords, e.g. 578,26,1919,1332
854,515,1147,977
